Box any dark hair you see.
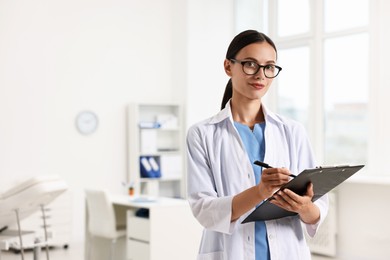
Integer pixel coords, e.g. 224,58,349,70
220,30,277,110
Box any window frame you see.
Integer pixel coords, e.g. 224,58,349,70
264,0,373,167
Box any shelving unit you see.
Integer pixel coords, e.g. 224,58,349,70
127,102,185,198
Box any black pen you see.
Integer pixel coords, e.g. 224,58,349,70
254,160,297,178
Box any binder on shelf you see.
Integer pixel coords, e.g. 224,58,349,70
160,155,182,179
140,156,161,178
139,121,161,129
140,129,157,154
242,164,364,223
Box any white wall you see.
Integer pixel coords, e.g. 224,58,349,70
0,0,235,244
368,0,390,174
185,0,235,128
336,181,390,260
0,0,188,242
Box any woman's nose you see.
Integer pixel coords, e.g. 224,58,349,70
255,68,265,80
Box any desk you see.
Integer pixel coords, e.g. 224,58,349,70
111,195,202,260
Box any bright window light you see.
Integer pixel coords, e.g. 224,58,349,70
324,33,369,165
324,0,369,32
277,46,310,126
277,0,310,37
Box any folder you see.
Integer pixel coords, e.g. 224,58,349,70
242,164,364,223
140,156,161,178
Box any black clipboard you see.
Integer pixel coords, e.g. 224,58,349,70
242,165,364,223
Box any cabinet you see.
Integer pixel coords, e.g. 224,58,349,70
124,197,202,260
127,103,185,198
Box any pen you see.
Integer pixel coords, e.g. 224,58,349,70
253,160,297,178
254,160,272,168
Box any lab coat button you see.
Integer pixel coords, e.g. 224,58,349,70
247,236,250,241
268,234,273,239
248,173,250,179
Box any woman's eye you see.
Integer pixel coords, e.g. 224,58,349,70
265,65,275,71
245,61,257,68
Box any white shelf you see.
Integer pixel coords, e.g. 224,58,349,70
140,176,182,182
127,102,185,198
139,149,181,155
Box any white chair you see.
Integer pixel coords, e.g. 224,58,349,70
85,189,126,260
0,175,68,260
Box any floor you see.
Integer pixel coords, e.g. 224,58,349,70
312,255,339,260
0,243,339,260
0,242,84,260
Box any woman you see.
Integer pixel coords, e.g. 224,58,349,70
186,30,329,260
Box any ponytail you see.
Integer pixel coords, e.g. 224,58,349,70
220,79,233,110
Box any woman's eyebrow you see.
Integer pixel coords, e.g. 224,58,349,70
241,57,276,64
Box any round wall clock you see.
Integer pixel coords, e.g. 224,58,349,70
75,111,98,135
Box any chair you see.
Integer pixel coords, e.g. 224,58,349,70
0,175,68,260
85,189,126,260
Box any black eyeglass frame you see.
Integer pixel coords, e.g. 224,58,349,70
230,59,282,78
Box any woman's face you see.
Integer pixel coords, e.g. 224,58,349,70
224,42,277,102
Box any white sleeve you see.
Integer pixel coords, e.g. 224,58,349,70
186,126,236,234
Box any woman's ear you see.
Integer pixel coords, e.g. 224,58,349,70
224,59,232,77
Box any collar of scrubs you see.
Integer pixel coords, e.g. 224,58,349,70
208,99,285,126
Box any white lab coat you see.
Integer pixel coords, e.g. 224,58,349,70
186,101,329,260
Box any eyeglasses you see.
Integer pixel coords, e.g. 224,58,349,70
230,59,282,78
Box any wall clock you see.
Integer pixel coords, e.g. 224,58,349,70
75,111,98,135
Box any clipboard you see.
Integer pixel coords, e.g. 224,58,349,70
242,164,364,223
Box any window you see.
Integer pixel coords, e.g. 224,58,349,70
269,0,370,166
277,0,310,37
324,0,369,33
277,47,310,126
324,33,369,165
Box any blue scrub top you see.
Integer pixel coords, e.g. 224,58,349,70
234,122,270,260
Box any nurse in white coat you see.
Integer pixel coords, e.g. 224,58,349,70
186,30,329,260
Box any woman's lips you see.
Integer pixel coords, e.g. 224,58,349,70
250,83,265,89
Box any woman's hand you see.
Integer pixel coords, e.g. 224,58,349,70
257,167,292,199
270,182,320,224
231,167,292,222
